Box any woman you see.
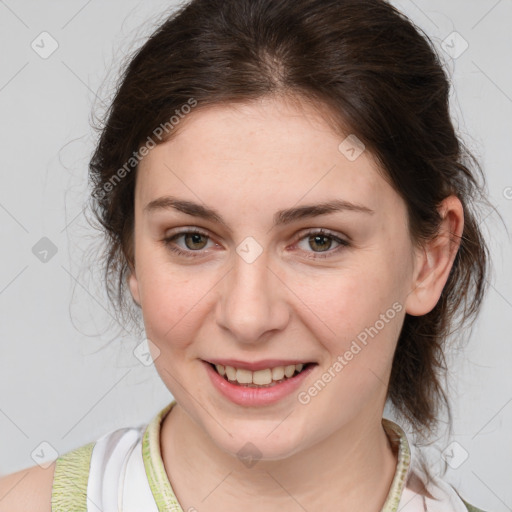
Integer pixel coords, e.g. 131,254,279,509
0,0,492,510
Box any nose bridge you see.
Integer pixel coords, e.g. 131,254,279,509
217,243,288,343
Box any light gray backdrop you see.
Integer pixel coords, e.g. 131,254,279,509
0,1,511,510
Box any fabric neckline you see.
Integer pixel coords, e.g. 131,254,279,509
142,400,412,512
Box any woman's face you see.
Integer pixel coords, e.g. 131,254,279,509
129,96,421,459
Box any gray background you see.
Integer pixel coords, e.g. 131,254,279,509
0,0,511,510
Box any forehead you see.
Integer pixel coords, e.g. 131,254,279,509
136,97,398,217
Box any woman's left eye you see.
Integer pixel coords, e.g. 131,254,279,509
294,229,350,259
161,228,349,259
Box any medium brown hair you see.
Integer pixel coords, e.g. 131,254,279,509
88,0,491,483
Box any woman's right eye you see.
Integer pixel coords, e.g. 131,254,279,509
162,229,215,258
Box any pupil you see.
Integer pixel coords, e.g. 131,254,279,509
311,235,330,252
186,233,206,249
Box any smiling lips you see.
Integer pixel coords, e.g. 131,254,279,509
206,358,315,371
203,359,317,406
205,359,316,387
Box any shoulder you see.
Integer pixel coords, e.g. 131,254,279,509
0,427,139,512
0,410,165,512
0,461,56,512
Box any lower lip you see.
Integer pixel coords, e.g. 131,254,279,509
203,361,316,407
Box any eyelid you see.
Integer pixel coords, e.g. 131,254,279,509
292,227,348,243
162,227,216,248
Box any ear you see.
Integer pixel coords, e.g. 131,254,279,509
127,264,141,307
405,195,464,316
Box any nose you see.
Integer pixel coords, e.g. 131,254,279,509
215,249,290,345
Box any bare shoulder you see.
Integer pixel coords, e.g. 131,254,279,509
0,461,56,512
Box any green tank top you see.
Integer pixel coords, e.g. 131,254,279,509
50,401,488,512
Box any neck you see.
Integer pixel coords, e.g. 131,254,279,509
160,402,398,512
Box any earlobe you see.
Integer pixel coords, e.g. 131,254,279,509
128,269,141,307
405,247,437,316
405,195,464,316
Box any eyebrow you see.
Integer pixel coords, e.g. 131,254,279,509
143,195,374,227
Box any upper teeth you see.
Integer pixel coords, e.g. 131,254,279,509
215,363,305,385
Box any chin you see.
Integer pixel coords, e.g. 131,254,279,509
209,422,309,464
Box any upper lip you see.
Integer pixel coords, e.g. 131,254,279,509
204,358,315,371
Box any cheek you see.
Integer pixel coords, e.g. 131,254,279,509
135,250,214,351
306,260,405,367
313,264,397,325
306,273,405,409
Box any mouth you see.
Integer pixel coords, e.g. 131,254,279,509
206,361,317,388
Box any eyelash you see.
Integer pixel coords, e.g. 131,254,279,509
161,228,350,260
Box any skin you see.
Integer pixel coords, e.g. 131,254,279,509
128,95,464,512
